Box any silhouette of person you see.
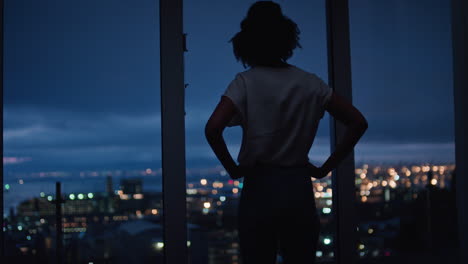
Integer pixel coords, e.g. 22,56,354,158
205,1,368,263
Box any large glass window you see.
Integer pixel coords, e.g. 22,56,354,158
184,1,334,263
3,1,163,263
349,0,457,262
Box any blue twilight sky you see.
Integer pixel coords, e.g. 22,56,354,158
3,0,454,175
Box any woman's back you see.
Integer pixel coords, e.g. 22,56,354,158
205,2,367,263
223,65,332,167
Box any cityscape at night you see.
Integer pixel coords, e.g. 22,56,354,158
2,0,464,263
3,162,457,263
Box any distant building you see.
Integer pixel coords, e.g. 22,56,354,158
106,174,114,195
120,178,143,194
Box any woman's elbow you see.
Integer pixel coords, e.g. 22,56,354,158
205,123,223,140
357,117,368,132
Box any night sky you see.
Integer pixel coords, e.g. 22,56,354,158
3,0,455,176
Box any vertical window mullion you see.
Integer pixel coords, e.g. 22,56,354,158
160,0,187,263
325,0,358,263
451,0,468,263
0,0,4,258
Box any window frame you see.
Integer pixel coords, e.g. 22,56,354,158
326,0,358,263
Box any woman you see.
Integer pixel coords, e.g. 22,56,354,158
205,1,368,263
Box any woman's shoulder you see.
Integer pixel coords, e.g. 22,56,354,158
235,64,324,85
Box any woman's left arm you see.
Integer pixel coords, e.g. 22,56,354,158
205,96,243,179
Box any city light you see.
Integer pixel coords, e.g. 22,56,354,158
153,242,164,251
213,181,224,188
187,189,197,195
2,162,456,261
19,179,24,184
133,194,144,199
120,194,130,200
412,166,421,173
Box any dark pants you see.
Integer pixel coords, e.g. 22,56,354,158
238,165,321,264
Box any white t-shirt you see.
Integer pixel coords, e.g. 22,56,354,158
222,64,333,167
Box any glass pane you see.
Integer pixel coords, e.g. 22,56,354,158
349,0,457,263
3,0,162,263
184,0,334,263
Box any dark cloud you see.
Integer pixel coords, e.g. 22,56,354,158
4,0,160,114
3,0,455,175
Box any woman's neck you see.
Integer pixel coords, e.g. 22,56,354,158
254,61,290,68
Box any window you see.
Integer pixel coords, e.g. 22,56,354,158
3,1,163,262
184,1,335,263
349,0,457,262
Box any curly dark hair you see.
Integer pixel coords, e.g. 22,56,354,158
229,1,301,68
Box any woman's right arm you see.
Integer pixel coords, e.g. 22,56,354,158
315,92,368,178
